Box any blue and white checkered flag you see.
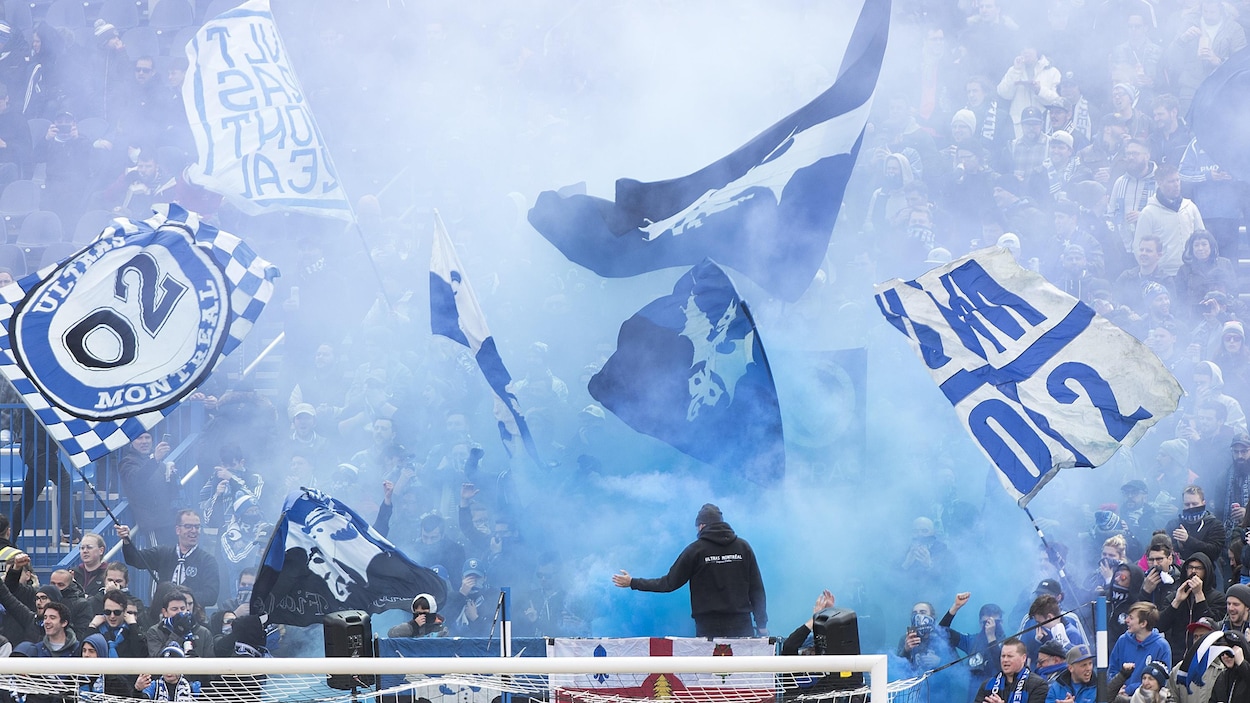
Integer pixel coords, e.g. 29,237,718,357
0,203,279,468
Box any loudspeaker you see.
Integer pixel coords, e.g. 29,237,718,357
323,610,376,690
812,607,864,689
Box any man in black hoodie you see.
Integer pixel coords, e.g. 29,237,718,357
612,504,767,637
1159,552,1228,660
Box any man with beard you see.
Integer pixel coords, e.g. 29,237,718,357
974,637,1047,703
1108,140,1158,251
1167,486,1227,566
1219,585,1250,638
1179,401,1236,479
1214,434,1250,534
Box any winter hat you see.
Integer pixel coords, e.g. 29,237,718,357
1224,321,1245,339
1142,282,1169,305
1187,616,1218,633
412,593,437,613
35,585,61,603
1094,510,1124,532
1112,82,1140,107
997,233,1021,255
1143,660,1170,685
1228,584,1250,608
1159,438,1189,466
1051,130,1074,149
695,503,723,526
1039,639,1068,659
82,633,109,657
93,19,117,44
951,109,977,131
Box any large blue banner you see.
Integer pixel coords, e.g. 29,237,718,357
527,0,889,301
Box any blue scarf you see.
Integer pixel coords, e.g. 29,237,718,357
989,667,1032,703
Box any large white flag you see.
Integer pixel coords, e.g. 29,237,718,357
874,247,1183,505
183,0,351,220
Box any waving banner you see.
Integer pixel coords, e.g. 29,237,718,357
0,204,278,468
252,489,447,626
527,0,889,301
183,0,351,220
874,247,1182,504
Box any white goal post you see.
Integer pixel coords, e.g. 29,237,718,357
0,654,890,701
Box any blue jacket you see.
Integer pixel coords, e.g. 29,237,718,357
1109,628,1172,693
1046,671,1097,703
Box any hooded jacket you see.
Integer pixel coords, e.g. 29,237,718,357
629,521,767,629
34,626,78,657
1195,361,1247,432
1110,563,1148,642
1160,553,1227,660
387,593,447,638
1109,626,1172,694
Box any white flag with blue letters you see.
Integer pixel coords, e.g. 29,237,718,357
874,247,1182,505
183,0,351,220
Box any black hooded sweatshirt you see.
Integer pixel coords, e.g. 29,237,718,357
1159,552,1227,660
629,521,767,629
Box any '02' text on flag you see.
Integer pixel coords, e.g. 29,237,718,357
874,247,1182,505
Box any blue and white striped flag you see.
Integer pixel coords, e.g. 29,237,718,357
429,212,540,465
875,247,1182,504
183,0,351,220
0,204,279,469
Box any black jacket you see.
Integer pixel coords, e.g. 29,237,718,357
1166,510,1228,566
121,541,221,607
1212,658,1250,703
629,521,767,628
1159,552,1227,659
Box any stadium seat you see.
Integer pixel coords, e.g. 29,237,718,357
43,0,87,28
35,240,80,268
71,209,115,243
166,25,197,55
0,180,40,220
99,0,141,30
76,117,108,143
16,210,62,247
27,118,50,146
3,1,32,34
0,243,27,277
148,0,193,28
123,26,159,62
200,0,242,23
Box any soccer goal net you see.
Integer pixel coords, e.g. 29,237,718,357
0,654,909,703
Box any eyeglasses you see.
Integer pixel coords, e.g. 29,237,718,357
135,67,153,74
103,609,123,616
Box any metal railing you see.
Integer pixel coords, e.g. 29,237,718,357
0,401,207,575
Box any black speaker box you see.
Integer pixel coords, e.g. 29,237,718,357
323,610,376,690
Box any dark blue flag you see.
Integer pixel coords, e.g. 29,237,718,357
1189,46,1250,180
589,260,784,484
527,0,889,301
251,489,447,626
